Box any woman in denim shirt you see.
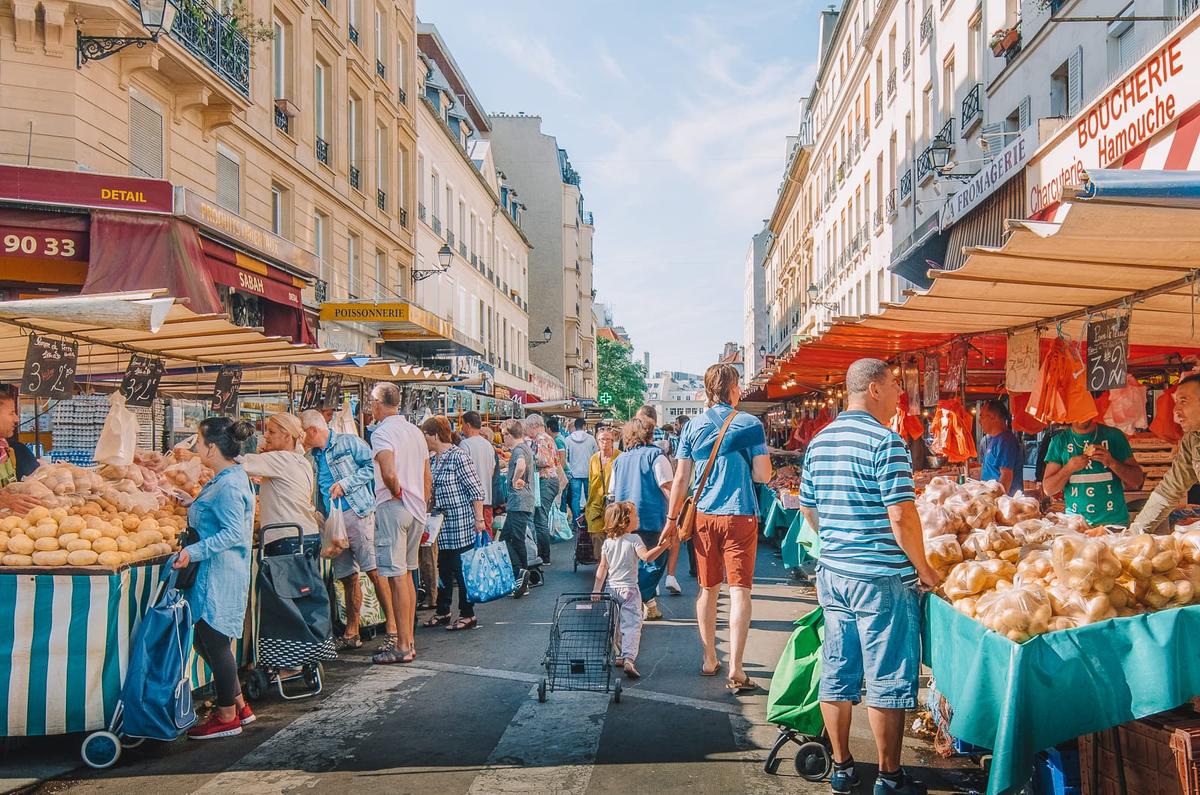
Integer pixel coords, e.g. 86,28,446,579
174,416,256,740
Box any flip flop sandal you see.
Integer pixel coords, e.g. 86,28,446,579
700,662,723,677
447,616,477,631
726,675,758,693
423,614,452,627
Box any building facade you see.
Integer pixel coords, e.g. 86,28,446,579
488,114,598,399
407,23,531,392
743,228,771,380
0,0,419,355
645,371,705,423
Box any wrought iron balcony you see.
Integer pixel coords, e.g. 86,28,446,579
875,93,883,122
873,207,884,229
471,253,478,267
398,87,407,105
886,188,897,216
887,69,897,98
1004,38,1022,64
432,216,441,234
903,43,912,71
377,189,386,211
418,202,426,222
961,83,983,130
916,148,935,181
314,279,328,303
128,0,249,98
316,137,329,165
399,207,408,228
920,7,933,44
349,165,361,191
899,169,913,200
274,105,289,133
376,60,385,79
348,25,359,47
459,242,467,258
447,229,455,247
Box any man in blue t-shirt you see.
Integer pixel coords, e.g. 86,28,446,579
978,399,1024,496
798,358,941,795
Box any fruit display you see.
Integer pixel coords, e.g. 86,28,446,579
767,465,800,493
922,476,1200,642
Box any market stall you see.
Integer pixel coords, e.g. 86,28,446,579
762,170,1200,794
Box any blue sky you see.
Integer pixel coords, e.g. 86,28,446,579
418,1,821,376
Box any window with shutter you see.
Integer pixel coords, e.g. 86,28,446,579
1118,27,1135,71
128,94,163,179
1018,95,1031,130
1068,47,1083,115
216,151,240,214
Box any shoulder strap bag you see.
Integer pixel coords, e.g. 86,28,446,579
677,410,739,542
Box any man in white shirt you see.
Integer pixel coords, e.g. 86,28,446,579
459,411,497,531
368,382,430,665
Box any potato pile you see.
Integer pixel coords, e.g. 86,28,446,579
0,503,186,568
921,477,1200,642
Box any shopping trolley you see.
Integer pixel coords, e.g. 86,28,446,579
538,593,621,704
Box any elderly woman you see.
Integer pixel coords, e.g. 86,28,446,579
609,416,675,622
421,415,486,631
585,426,620,558
174,417,256,740
242,412,319,555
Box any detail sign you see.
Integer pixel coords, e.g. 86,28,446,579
0,165,174,213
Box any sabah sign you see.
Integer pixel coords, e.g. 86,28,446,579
1027,24,1200,215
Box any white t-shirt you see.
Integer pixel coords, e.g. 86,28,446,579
602,533,645,589
652,454,674,489
459,435,496,505
371,414,428,524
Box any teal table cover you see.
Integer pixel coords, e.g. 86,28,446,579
781,514,821,569
922,595,1200,795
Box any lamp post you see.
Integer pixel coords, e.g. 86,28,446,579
807,284,840,312
412,243,453,282
528,326,552,348
77,0,178,68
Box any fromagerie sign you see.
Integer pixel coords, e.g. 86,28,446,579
1027,25,1198,214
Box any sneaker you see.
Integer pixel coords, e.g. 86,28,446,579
187,712,242,740
238,703,256,726
513,570,531,599
873,771,926,795
644,601,663,621
665,575,682,595
829,765,860,794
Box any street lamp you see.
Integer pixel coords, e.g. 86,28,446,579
77,0,178,68
412,244,454,282
758,345,766,357
807,284,839,312
928,133,953,170
528,326,552,348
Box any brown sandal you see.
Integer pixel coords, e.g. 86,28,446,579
726,674,758,693
447,616,477,631
423,614,452,627
700,661,722,677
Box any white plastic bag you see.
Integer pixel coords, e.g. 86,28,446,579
1103,375,1148,435
332,401,358,437
94,393,139,466
321,507,350,559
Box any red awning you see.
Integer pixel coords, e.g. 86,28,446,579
199,238,303,308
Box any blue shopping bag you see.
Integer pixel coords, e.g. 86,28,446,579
462,532,518,603
549,503,573,543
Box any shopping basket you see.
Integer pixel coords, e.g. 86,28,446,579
763,606,832,781
538,593,621,704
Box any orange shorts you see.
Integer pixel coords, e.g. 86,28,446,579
693,513,758,589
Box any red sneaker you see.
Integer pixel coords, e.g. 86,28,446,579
187,712,243,740
238,703,256,726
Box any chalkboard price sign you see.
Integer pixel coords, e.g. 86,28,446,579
211,365,243,414
1087,315,1129,393
22,334,78,398
299,372,324,411
120,354,165,407
322,374,344,410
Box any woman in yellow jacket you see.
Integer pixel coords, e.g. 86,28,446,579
584,426,620,557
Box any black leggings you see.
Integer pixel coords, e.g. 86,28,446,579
436,544,474,618
193,620,242,708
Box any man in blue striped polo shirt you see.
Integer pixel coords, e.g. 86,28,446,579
799,358,941,795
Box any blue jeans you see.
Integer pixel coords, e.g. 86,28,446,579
816,567,922,709
636,531,668,603
569,477,589,521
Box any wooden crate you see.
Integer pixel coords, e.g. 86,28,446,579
1081,710,1200,795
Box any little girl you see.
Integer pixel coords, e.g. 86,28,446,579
593,501,669,679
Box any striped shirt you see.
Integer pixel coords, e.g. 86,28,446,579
799,410,916,580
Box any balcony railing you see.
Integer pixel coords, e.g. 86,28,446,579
459,242,467,258
887,68,897,98
471,253,478,267
349,166,361,191
131,0,250,98
447,229,455,247
899,169,913,200
418,202,426,222
875,93,883,123
873,207,884,229
961,83,983,130
377,189,386,211
376,60,386,80
399,207,408,228
314,279,328,303
399,87,407,105
885,188,897,216
916,148,935,181
316,137,329,165
920,7,933,44
348,25,359,47
1005,38,1022,64
903,43,912,71
862,222,871,246
274,105,289,133
432,216,441,234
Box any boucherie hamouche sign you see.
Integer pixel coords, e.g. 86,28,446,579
1026,18,1200,215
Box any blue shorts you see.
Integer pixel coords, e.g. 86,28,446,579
816,567,922,709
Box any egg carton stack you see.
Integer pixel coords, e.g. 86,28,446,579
49,395,165,463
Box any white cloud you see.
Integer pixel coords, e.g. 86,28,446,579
596,45,629,85
484,23,582,101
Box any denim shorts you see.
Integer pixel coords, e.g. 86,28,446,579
816,567,922,709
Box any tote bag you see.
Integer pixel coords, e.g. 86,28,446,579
462,532,517,603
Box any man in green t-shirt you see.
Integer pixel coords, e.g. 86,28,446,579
1042,419,1144,526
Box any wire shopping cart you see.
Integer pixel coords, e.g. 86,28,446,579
538,593,621,704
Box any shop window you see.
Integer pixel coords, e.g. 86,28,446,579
216,147,240,214
128,90,163,179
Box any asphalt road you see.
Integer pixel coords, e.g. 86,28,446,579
4,540,986,795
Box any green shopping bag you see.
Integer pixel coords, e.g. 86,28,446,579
766,606,825,736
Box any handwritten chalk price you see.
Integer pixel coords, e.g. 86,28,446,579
22,334,78,398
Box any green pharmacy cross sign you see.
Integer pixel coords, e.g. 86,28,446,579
598,391,614,406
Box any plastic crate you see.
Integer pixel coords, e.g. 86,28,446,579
1033,747,1081,795
1169,720,1200,795
1080,709,1194,795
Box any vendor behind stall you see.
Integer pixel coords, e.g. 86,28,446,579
978,399,1023,496
1042,417,1144,526
0,386,39,513
1135,374,1200,532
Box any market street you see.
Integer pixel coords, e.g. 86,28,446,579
7,545,983,795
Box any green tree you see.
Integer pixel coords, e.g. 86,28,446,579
596,336,646,421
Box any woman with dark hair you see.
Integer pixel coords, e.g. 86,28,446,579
421,415,486,631
174,416,256,739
